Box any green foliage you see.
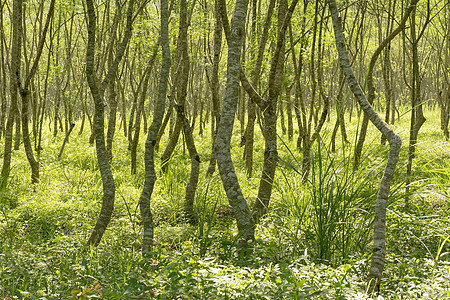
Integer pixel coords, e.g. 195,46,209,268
2,107,450,298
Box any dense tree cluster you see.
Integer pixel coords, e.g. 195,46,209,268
0,0,448,293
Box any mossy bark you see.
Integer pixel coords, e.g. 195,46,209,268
139,0,170,253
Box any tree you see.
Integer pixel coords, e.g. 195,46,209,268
1,0,22,182
405,0,430,201
241,0,276,178
327,0,402,293
138,0,171,253
85,0,135,246
19,0,56,184
214,0,255,249
205,0,224,177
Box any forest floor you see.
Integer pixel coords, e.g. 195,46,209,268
1,106,450,299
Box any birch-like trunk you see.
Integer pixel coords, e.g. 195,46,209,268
327,0,402,293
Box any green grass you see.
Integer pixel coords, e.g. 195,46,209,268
1,106,450,298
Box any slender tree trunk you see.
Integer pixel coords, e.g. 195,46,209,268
215,0,255,250
160,113,182,173
106,77,118,161
14,114,20,150
331,72,348,152
279,99,286,135
354,0,417,167
252,0,300,221
2,0,22,180
206,0,223,177
405,3,427,201
299,0,329,182
286,87,294,140
85,0,134,246
242,0,275,178
57,123,75,159
181,105,200,224
16,0,55,184
131,50,158,174
155,102,173,152
177,0,199,224
0,2,6,141
139,0,170,253
327,0,403,294
443,8,450,139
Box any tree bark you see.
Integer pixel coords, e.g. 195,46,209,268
405,3,428,202
242,0,276,178
252,0,299,221
206,0,223,177
215,0,255,250
16,0,55,184
131,46,158,174
327,0,402,294
139,0,170,253
1,0,22,181
354,0,418,167
86,0,134,246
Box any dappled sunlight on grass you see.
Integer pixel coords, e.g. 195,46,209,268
1,106,450,298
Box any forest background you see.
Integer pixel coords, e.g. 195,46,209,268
1,0,450,298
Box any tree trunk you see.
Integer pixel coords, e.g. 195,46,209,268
2,0,22,180
16,0,55,184
206,0,223,177
252,0,299,221
0,3,6,141
131,46,159,174
106,77,118,161
215,0,255,250
139,0,170,253
405,3,427,201
286,87,294,140
327,0,403,294
242,0,275,178
86,0,134,246
160,112,182,173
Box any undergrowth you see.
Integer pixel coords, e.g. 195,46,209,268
1,107,450,299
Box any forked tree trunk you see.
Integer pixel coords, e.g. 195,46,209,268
17,0,55,184
327,0,402,294
131,48,158,174
160,113,182,173
354,0,418,167
252,0,298,221
177,0,200,224
405,4,427,201
242,0,275,178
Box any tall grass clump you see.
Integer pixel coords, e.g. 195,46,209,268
273,137,391,265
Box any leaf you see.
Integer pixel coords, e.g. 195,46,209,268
95,284,102,296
